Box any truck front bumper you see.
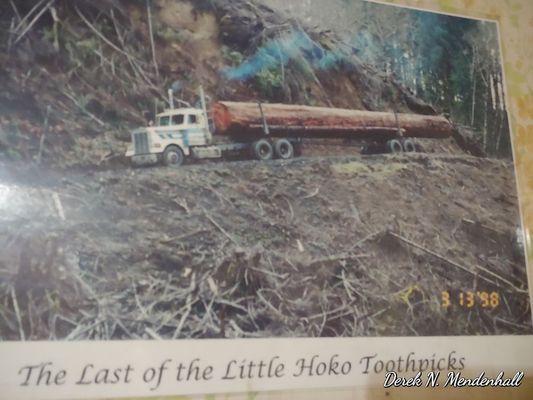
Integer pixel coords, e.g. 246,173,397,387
131,154,160,166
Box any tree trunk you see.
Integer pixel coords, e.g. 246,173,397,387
213,101,454,140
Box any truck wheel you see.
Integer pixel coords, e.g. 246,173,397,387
387,139,403,154
253,139,273,161
402,139,416,153
274,139,294,159
163,145,184,167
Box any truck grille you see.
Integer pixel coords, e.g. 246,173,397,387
133,131,149,155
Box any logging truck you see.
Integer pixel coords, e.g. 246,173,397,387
126,88,454,167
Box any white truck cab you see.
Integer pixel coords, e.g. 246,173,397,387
126,87,299,167
126,107,216,167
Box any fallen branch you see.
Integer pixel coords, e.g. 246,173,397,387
307,300,355,320
302,187,320,199
387,231,527,293
348,229,384,251
146,0,159,78
75,5,132,59
462,218,505,235
144,326,162,340
12,0,46,36
9,0,22,22
160,229,208,245
257,290,288,322
202,208,239,245
37,104,51,165
65,320,102,341
108,8,166,99
52,193,66,221
172,273,196,339
308,230,383,267
61,89,106,127
7,18,15,52
14,0,55,45
10,287,25,341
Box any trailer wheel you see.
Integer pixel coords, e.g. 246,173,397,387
402,139,416,153
253,139,273,161
163,145,184,167
387,139,403,154
274,139,294,159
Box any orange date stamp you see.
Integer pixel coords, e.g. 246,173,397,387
441,291,500,309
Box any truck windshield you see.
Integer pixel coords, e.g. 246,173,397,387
158,114,184,126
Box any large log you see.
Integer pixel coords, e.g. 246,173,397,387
212,101,454,140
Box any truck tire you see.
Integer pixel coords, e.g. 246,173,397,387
402,139,416,153
274,139,294,159
163,145,184,167
387,139,403,154
253,139,273,161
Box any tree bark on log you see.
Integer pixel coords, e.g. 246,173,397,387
213,101,454,140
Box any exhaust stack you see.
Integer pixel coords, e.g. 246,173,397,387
168,89,174,109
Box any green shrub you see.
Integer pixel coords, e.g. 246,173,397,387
221,46,244,66
254,68,283,98
155,24,183,42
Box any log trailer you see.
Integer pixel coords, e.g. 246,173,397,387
126,88,454,167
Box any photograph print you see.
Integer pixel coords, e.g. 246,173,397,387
0,0,530,341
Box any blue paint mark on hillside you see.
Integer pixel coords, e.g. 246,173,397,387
222,30,353,81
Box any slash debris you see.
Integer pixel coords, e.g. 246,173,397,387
0,153,530,340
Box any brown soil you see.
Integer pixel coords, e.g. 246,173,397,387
0,152,529,340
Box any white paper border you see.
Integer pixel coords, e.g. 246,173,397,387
0,336,532,399
1,2,532,400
